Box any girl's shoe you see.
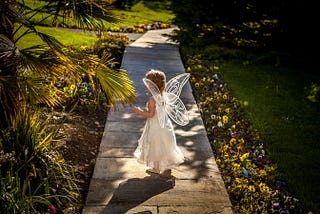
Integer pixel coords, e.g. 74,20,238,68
146,168,160,174
160,169,172,177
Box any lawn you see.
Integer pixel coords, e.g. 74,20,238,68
107,0,175,28
16,26,98,49
219,59,320,212
20,0,174,31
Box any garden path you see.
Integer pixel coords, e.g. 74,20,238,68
82,28,233,214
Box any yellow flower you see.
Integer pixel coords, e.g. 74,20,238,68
225,108,230,114
259,182,270,194
235,177,241,184
222,115,228,124
238,138,245,144
80,45,87,50
232,163,240,170
230,138,236,146
223,94,228,99
259,170,267,176
248,185,256,192
223,145,229,152
240,152,250,162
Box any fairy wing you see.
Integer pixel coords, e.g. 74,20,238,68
143,78,168,128
143,73,190,127
164,73,190,126
165,73,190,103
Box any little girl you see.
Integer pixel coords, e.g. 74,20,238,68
132,69,185,175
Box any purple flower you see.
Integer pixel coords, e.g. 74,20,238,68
276,181,286,190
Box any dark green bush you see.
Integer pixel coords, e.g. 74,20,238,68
0,109,78,213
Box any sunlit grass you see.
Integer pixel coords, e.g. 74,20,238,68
108,0,175,28
16,26,98,49
20,0,174,30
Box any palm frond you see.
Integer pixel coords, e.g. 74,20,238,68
0,34,19,70
39,0,118,30
0,1,34,29
0,34,67,78
20,45,61,76
22,75,62,107
36,32,64,52
96,53,136,108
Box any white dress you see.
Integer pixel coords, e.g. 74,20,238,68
134,100,184,172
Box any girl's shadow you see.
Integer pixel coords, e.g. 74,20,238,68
101,174,175,213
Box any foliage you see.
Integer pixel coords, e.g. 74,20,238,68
305,83,320,103
18,0,174,33
105,0,175,32
50,34,135,111
170,0,318,60
0,0,136,128
185,54,303,213
106,22,171,33
0,0,136,213
0,109,78,213
93,32,129,63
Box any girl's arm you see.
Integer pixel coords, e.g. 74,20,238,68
132,97,156,118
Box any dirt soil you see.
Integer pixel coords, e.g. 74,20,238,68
44,107,108,213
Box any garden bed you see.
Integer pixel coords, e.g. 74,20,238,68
41,107,107,213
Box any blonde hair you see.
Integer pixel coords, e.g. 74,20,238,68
145,69,166,94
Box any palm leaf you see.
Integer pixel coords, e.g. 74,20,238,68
22,75,62,107
0,34,19,70
0,1,34,29
0,34,68,77
96,53,136,108
39,0,118,30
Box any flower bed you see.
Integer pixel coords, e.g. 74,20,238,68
106,22,171,33
185,54,301,213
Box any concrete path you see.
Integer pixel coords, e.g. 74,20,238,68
82,28,233,214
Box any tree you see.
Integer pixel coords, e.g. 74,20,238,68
0,0,136,128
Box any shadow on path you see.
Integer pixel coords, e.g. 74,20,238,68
100,175,175,214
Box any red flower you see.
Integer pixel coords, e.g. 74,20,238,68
48,205,56,213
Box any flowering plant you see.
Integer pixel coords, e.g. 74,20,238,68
185,54,301,213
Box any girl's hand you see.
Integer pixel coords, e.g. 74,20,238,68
132,106,142,114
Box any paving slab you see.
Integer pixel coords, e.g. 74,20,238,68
83,28,233,214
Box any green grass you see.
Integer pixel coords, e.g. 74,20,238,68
219,59,320,212
20,0,174,30
16,26,98,49
108,0,175,27
16,0,174,48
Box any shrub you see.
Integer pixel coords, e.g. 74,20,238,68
0,108,78,213
93,33,129,65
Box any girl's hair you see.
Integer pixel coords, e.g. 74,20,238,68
145,69,166,94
